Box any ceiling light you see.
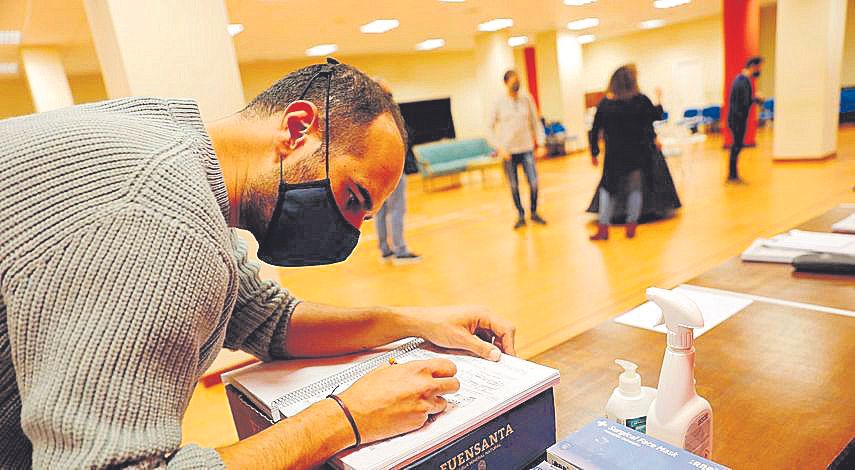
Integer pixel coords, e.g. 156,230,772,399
564,0,596,5
567,17,599,31
0,62,19,74
439,0,465,2
227,24,244,37
508,36,529,47
478,18,513,32
577,34,596,44
415,38,446,51
305,44,338,57
639,19,666,29
360,19,400,34
0,30,21,45
654,0,691,8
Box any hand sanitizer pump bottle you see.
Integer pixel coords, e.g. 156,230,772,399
645,287,714,459
606,359,657,433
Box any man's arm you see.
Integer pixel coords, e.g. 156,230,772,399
527,95,546,150
218,359,461,470
8,209,232,468
284,302,515,360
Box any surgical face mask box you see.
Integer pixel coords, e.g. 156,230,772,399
546,419,730,470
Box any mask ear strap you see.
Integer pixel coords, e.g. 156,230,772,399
324,69,332,179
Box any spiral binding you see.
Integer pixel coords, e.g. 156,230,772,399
271,338,426,414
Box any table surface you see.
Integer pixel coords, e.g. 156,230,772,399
690,205,855,311
535,205,855,469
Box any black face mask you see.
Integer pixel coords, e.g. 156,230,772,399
752,71,761,78
511,82,521,93
257,58,361,267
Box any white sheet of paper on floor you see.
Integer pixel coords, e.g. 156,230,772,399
613,285,753,338
831,213,855,234
763,230,855,256
740,238,810,263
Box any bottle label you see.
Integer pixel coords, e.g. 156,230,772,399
683,410,712,458
612,416,647,433
625,416,647,433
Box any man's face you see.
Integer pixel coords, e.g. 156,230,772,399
245,112,404,233
506,74,520,94
750,63,763,77
326,113,405,229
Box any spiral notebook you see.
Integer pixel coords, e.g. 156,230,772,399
222,338,560,470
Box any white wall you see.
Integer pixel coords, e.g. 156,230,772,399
240,50,486,139
582,15,724,113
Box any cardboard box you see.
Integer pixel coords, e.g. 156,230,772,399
225,385,557,470
547,419,730,470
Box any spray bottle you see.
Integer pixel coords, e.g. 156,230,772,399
605,359,657,433
645,287,713,459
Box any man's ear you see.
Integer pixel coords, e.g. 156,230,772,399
274,100,319,156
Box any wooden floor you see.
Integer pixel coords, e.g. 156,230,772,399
182,126,855,449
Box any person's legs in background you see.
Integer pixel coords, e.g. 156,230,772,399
504,155,526,229
625,170,643,238
728,122,747,182
520,151,546,225
387,174,421,264
591,186,612,240
375,198,392,261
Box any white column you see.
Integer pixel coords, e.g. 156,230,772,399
20,47,74,112
773,0,847,160
474,31,514,133
535,31,588,150
83,0,245,120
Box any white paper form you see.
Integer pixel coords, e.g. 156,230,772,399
613,285,753,338
336,349,559,470
832,213,855,234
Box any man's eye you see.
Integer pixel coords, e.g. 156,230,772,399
347,192,359,210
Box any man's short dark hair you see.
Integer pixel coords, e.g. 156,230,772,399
503,69,518,83
745,56,763,68
245,62,407,156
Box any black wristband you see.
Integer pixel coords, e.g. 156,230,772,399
328,394,361,449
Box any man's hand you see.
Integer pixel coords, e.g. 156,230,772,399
496,149,511,161
340,359,460,444
401,305,516,361
534,146,548,159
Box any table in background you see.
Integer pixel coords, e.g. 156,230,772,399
536,204,855,469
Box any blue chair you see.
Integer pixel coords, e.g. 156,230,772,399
413,138,497,191
759,98,774,124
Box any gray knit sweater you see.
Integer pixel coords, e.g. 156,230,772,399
0,98,300,468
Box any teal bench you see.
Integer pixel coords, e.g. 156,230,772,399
412,138,499,191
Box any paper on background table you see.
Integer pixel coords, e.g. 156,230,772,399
740,238,809,263
613,285,753,338
764,230,855,256
832,213,855,234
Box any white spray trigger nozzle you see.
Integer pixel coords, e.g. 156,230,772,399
614,359,642,396
646,287,705,350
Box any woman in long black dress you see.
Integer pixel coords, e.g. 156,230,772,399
588,64,677,240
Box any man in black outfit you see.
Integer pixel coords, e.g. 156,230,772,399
727,56,764,183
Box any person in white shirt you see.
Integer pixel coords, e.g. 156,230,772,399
489,70,548,230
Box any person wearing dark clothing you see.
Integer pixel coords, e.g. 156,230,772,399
587,64,667,240
727,56,764,182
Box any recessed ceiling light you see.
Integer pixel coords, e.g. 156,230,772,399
360,19,400,34
416,38,446,51
439,0,465,2
564,0,596,5
0,62,19,74
639,19,666,29
227,23,244,37
508,36,529,47
0,30,21,45
654,0,691,8
577,34,596,44
567,17,599,31
306,44,338,57
478,18,513,32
